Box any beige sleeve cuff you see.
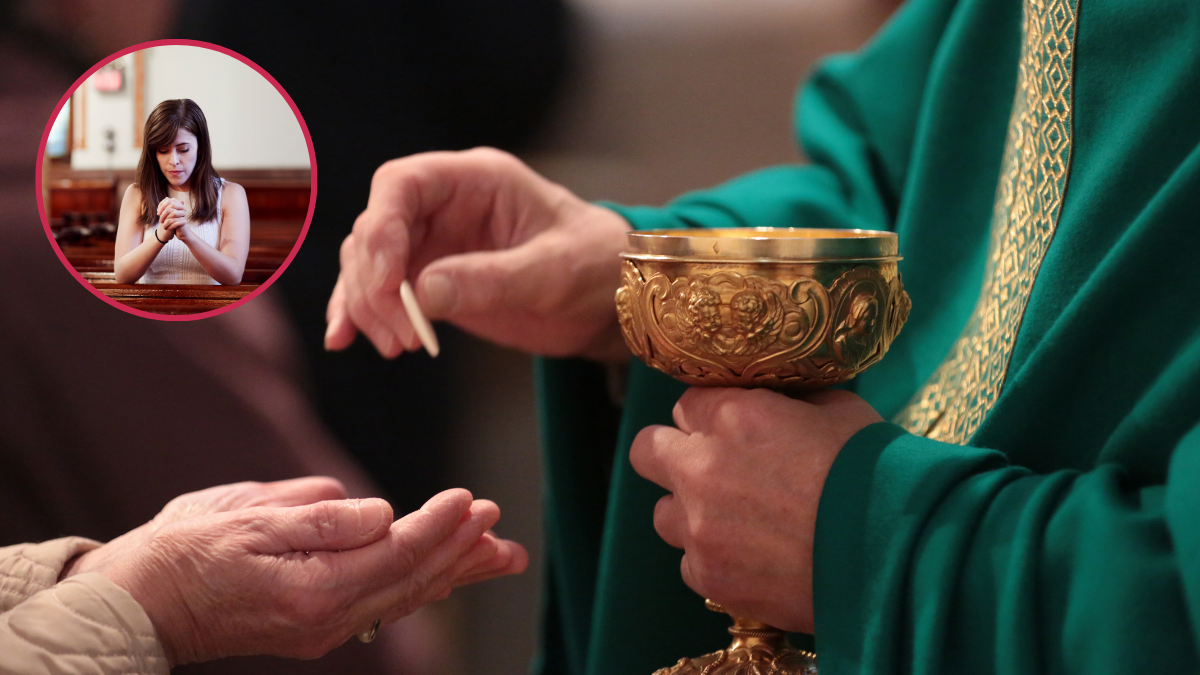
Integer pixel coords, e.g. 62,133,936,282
0,537,101,612
0,572,169,675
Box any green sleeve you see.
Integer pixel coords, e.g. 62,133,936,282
604,0,963,235
816,419,1200,675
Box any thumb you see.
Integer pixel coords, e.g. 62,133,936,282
415,243,547,320
250,498,394,554
387,488,475,565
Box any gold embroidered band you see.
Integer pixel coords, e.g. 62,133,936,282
894,0,1079,443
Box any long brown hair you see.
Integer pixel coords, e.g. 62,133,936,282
135,99,220,227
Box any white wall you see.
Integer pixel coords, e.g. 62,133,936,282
71,45,310,171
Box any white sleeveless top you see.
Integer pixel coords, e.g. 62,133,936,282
140,177,224,285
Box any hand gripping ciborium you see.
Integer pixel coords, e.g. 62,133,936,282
614,228,911,675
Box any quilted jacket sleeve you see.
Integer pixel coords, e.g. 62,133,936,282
0,539,169,675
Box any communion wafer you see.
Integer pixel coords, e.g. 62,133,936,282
399,280,440,357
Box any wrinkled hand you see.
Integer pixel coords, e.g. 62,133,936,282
325,147,631,361
67,480,526,665
630,388,882,632
63,477,350,579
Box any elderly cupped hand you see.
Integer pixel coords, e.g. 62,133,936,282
62,477,527,666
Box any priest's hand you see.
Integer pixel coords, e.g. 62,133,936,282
629,387,882,632
325,147,632,362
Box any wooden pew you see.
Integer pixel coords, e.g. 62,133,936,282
93,284,258,315
57,218,305,288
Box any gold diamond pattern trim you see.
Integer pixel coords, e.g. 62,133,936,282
893,0,1079,443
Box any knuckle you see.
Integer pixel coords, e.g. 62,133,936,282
161,493,189,513
391,538,419,576
681,554,712,597
685,555,730,601
282,587,332,627
691,514,705,547
689,460,720,492
745,387,778,406
310,502,342,542
675,388,702,417
468,146,515,166
339,232,357,261
710,392,765,435
346,294,375,329
372,157,408,185
652,497,670,524
229,506,272,534
671,399,687,426
628,427,655,467
352,209,381,239
688,517,715,549
316,477,348,500
225,481,264,506
710,395,741,427
652,499,679,544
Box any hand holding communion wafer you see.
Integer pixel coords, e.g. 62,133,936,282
324,148,631,362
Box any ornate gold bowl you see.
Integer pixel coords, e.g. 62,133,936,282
616,228,910,674
616,228,910,392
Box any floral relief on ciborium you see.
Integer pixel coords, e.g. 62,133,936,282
616,260,909,392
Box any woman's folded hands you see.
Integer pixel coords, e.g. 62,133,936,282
156,197,187,241
61,477,527,666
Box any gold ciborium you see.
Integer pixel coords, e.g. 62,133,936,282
614,228,910,674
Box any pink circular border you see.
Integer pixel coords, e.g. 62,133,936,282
35,39,318,321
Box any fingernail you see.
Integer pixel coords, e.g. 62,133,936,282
381,331,398,358
373,251,390,288
359,498,391,534
422,273,455,316
324,315,341,344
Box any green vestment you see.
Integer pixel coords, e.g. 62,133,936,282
535,0,1200,672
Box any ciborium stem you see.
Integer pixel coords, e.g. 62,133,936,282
651,600,817,675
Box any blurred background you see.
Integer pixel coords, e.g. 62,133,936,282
0,0,897,673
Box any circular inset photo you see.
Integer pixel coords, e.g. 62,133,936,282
37,40,315,319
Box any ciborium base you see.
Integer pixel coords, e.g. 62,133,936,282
652,602,816,675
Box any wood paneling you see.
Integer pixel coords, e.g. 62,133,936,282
48,179,116,219
244,186,310,220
